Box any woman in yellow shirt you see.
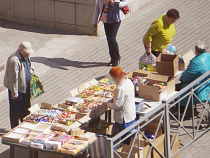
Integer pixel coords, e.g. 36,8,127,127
143,9,180,57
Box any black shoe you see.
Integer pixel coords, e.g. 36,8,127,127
107,60,113,66
112,60,120,67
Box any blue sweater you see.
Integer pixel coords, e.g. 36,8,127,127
180,52,210,106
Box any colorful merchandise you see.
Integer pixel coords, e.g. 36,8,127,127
30,73,44,99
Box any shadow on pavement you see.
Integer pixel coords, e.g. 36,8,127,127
0,19,84,36
0,148,10,157
31,57,108,70
0,128,9,136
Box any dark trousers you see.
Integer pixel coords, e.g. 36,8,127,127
8,90,31,129
104,21,121,61
115,118,136,145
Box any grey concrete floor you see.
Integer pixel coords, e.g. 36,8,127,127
0,0,209,157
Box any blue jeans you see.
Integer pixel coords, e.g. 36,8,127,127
115,118,136,145
104,21,121,61
8,90,31,128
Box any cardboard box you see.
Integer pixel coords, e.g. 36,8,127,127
153,134,180,158
130,122,164,158
115,144,144,158
70,88,79,97
2,132,26,143
23,103,53,122
129,136,151,158
171,135,180,158
156,54,179,77
127,70,153,94
152,134,165,158
138,74,175,101
82,120,115,136
101,120,115,136
179,50,195,70
58,113,90,126
127,69,153,79
141,122,163,137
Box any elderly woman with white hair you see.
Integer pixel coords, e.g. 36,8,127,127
179,40,210,113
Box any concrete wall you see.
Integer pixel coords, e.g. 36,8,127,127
0,0,155,35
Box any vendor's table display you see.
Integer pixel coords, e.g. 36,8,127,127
2,121,97,158
2,69,183,158
2,78,115,158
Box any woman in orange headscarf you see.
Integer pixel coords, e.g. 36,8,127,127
104,67,136,144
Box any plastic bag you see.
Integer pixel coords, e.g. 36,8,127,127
139,53,157,72
30,73,44,99
162,44,177,55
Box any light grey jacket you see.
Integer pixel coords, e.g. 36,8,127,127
4,50,30,97
92,0,129,25
107,78,136,124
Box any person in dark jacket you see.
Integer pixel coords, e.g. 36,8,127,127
180,40,210,112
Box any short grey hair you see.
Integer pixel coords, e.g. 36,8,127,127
195,40,209,54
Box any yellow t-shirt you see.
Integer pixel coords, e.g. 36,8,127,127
143,14,176,52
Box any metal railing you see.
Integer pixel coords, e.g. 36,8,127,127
105,70,210,158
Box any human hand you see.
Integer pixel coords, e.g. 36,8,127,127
12,97,18,99
93,24,97,33
146,49,151,55
103,102,108,107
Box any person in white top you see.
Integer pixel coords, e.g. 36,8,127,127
92,0,129,66
104,67,136,144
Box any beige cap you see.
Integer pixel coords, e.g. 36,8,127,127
19,41,34,54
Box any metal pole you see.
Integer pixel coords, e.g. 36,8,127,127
106,138,113,158
191,88,195,138
34,150,38,158
83,150,89,158
163,101,171,158
10,145,15,158
29,150,33,158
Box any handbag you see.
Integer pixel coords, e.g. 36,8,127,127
107,2,120,23
122,6,129,14
120,0,129,14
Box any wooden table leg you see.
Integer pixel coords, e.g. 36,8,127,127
83,150,89,158
10,145,15,158
108,110,112,123
29,150,33,158
34,150,38,158
105,111,108,121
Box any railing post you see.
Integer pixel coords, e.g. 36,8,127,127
163,100,171,158
106,138,114,158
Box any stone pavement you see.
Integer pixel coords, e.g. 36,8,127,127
0,0,209,157
180,131,210,158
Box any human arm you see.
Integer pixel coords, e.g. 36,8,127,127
146,41,152,55
145,21,162,54
10,59,19,98
119,0,129,8
109,0,129,8
92,0,100,25
180,59,202,83
107,88,127,110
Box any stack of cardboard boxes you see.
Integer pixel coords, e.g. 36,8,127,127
115,122,180,158
128,50,195,102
